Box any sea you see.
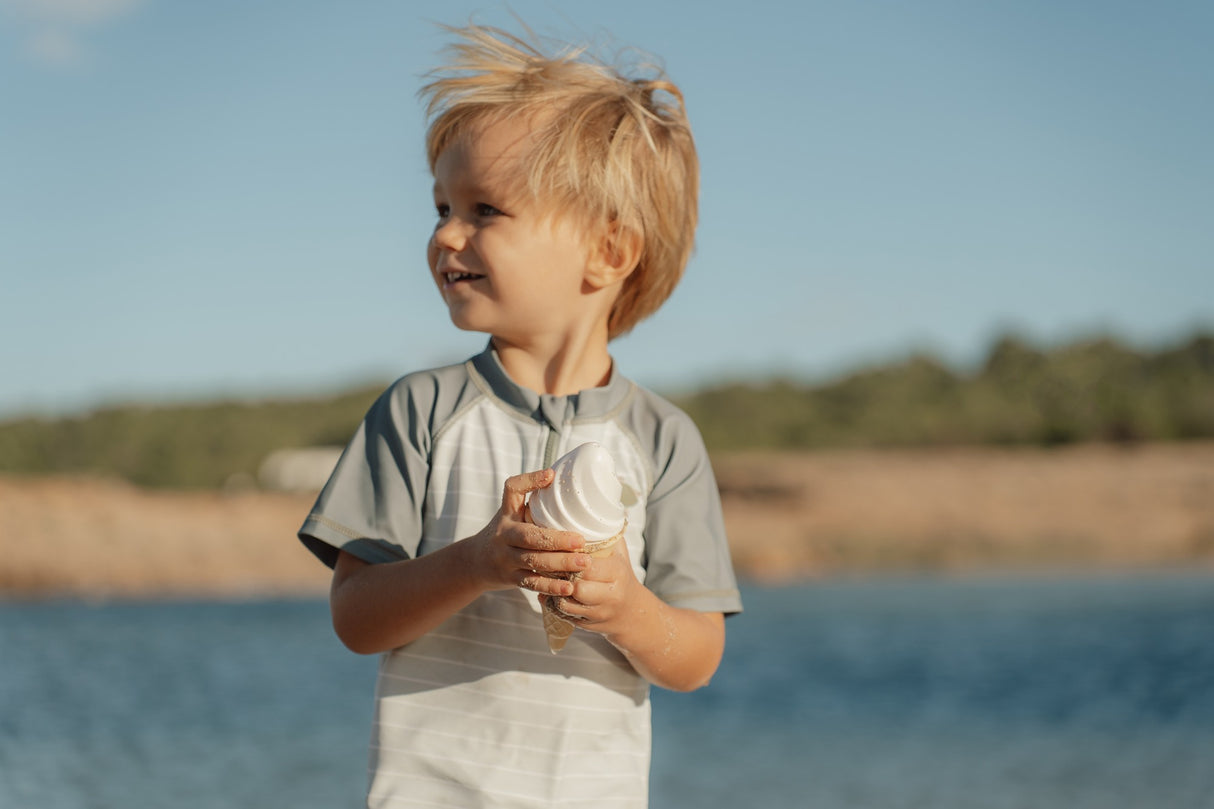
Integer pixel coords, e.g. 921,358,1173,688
2,571,1213,809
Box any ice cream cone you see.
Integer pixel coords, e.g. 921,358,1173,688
524,442,629,653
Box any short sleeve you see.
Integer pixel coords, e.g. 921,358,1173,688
297,383,430,569
639,409,742,616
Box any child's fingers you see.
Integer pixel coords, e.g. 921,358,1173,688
566,579,602,608
561,580,624,625
517,549,590,574
514,523,585,553
568,541,626,581
500,469,554,513
522,575,576,597
544,593,593,622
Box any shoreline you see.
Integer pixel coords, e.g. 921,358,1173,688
3,441,1212,599
7,559,1212,602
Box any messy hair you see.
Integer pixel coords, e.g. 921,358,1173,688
420,23,699,339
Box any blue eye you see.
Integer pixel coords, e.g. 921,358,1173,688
475,203,503,217
435,203,450,218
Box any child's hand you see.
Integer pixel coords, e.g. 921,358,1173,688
538,540,642,638
469,469,592,597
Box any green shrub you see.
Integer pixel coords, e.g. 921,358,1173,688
1,330,1211,488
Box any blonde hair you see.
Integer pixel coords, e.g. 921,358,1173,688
420,24,699,339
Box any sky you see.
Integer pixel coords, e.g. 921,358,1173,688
2,0,1211,418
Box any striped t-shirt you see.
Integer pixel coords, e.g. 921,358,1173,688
299,345,742,808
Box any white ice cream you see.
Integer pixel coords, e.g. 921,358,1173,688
528,442,627,541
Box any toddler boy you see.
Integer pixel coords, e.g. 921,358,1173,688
299,22,741,808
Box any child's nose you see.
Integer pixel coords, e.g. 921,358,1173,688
432,217,469,252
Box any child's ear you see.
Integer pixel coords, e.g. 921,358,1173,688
585,221,642,290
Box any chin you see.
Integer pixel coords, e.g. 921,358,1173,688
444,309,492,335
451,322,492,335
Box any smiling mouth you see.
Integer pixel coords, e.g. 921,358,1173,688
442,270,485,286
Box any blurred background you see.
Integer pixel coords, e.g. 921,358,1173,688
2,2,1212,808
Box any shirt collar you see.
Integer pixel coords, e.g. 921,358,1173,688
467,342,633,423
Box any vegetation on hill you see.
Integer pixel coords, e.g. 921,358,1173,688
0,385,385,490
0,331,1210,489
681,331,1214,451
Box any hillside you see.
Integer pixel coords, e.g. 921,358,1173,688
1,330,1210,491
681,331,1214,450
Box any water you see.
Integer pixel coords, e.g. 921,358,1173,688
2,572,1213,808
652,574,1214,808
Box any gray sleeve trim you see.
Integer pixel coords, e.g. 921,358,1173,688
662,588,744,615
298,514,412,569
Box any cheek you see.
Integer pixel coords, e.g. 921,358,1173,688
520,238,587,280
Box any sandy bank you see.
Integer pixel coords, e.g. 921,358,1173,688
0,479,325,599
2,442,1212,598
717,442,1214,581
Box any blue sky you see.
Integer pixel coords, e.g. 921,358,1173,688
2,0,1211,418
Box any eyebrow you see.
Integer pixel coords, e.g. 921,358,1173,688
433,177,522,210
432,177,488,197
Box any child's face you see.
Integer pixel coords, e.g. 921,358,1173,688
428,118,601,345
